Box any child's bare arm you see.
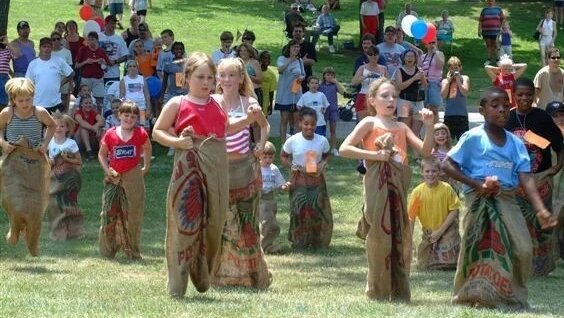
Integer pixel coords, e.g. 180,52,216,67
141,137,152,175
442,158,486,194
280,150,292,168
431,210,459,243
37,108,56,153
484,65,499,81
518,173,557,229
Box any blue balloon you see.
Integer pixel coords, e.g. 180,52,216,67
147,76,162,99
410,20,428,40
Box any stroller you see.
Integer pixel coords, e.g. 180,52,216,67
339,90,357,122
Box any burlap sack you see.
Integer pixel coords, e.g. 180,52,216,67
515,170,555,276
212,154,271,289
288,170,333,250
416,220,460,270
99,166,145,259
0,138,50,256
453,191,531,311
356,132,412,301
259,192,282,253
46,154,84,241
166,138,228,297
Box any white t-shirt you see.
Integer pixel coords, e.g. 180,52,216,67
97,32,129,79
48,137,80,159
25,56,73,108
122,74,146,107
211,49,236,65
283,132,330,167
51,48,72,66
296,91,329,126
261,163,286,194
134,0,148,11
360,1,379,16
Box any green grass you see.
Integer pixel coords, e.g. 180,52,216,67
2,1,564,317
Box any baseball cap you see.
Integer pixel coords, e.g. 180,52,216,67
17,21,30,30
39,37,52,46
385,26,396,34
105,15,118,23
545,101,564,116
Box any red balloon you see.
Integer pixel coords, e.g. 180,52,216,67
79,5,93,21
423,23,437,44
93,17,105,29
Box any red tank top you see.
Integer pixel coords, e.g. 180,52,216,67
174,97,228,138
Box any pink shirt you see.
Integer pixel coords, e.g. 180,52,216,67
420,53,443,83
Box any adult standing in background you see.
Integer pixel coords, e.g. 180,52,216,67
441,56,470,141
11,21,36,77
127,22,153,57
99,15,129,84
555,0,564,30
26,38,74,114
290,24,316,93
537,9,558,65
122,14,140,47
420,39,445,120
478,0,505,66
376,26,405,78
395,3,418,28
51,31,74,112
534,48,564,109
376,0,386,43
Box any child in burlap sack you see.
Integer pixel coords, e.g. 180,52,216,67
259,141,290,254
408,157,460,271
46,112,84,241
98,101,152,260
0,77,55,256
443,86,557,311
339,78,435,302
152,52,260,297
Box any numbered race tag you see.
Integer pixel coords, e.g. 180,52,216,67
175,73,184,88
523,130,550,149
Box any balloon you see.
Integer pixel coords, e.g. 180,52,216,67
83,20,101,38
147,76,162,99
422,23,437,44
93,17,105,30
79,5,93,21
401,15,418,37
411,20,428,40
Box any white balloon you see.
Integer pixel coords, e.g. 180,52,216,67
83,20,101,38
401,15,418,37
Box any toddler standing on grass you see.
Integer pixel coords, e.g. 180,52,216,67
408,158,460,270
98,101,151,260
443,86,556,311
318,67,345,156
259,141,289,254
296,76,330,136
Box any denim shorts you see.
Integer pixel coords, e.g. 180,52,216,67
109,3,124,15
0,74,9,106
425,81,443,108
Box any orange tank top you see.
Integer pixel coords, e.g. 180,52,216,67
362,126,408,165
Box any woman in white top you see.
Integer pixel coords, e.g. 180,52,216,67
537,8,558,65
351,46,388,121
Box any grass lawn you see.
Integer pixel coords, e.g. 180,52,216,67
1,0,564,317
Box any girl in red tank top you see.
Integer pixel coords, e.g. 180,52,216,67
152,52,257,297
338,78,436,302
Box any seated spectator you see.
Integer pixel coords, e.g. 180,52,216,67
211,31,237,65
295,0,317,12
311,4,340,53
285,3,307,39
395,3,418,28
436,10,454,49
74,96,105,160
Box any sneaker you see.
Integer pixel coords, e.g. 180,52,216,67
86,150,95,160
331,148,339,156
483,60,491,67
167,148,175,156
328,45,336,53
356,162,366,175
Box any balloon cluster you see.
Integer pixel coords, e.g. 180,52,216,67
79,5,105,36
400,15,437,44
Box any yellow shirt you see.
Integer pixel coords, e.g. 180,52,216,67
261,67,278,114
408,181,460,231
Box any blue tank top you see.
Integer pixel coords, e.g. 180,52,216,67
245,62,256,77
12,41,36,74
445,79,468,117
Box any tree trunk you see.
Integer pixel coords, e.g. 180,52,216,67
0,0,10,36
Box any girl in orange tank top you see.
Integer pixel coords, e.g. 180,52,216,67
338,78,436,302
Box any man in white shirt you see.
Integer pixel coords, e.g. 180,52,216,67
98,15,129,84
25,37,74,114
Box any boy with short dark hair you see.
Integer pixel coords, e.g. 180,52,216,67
211,31,236,65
